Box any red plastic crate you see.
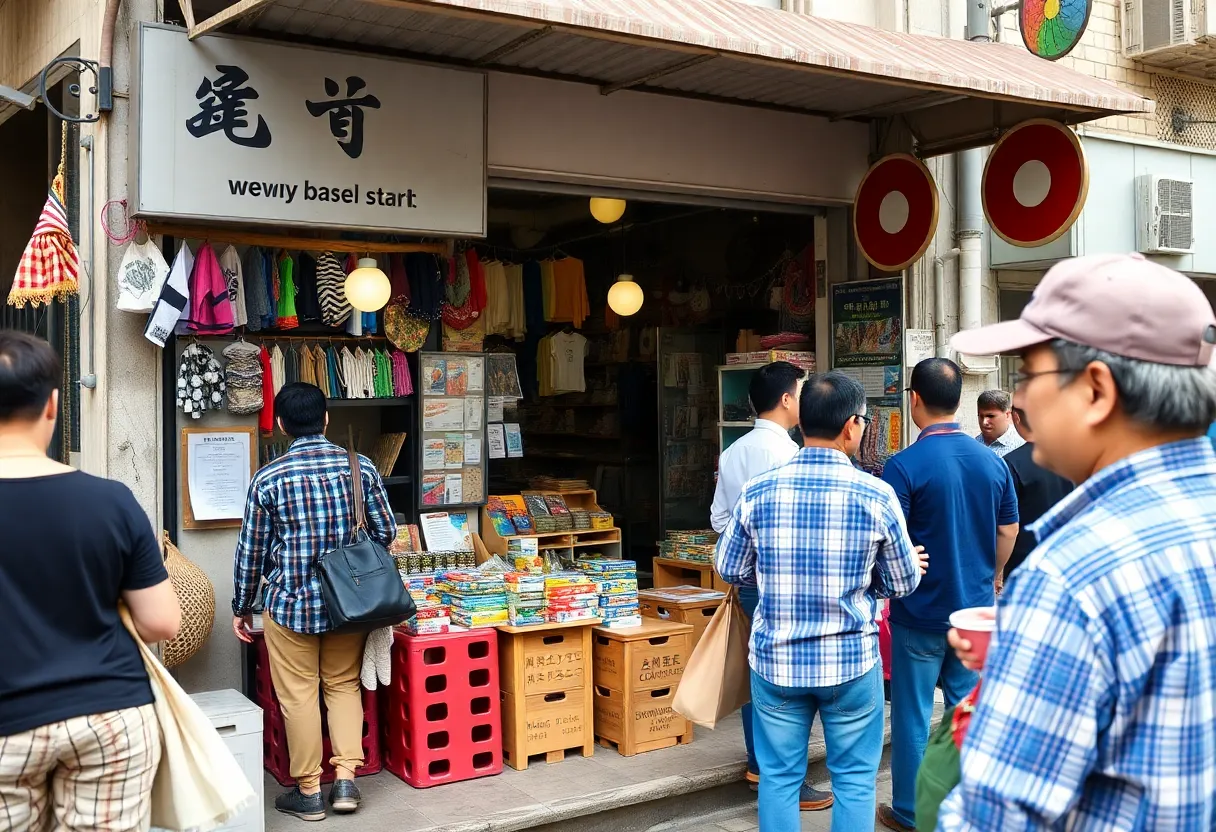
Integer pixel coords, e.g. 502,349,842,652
383,628,503,788
252,632,383,786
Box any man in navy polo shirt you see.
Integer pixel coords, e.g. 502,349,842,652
875,358,1019,832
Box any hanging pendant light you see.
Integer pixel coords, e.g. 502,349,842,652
345,256,391,312
589,197,627,224
608,274,644,316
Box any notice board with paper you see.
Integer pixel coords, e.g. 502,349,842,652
181,427,258,529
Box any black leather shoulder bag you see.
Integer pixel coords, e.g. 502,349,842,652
316,437,416,632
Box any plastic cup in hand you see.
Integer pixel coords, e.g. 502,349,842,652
949,606,996,665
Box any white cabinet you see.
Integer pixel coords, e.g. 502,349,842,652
190,690,265,832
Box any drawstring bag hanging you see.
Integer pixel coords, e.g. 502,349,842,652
7,124,80,308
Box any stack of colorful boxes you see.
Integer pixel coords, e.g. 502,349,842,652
402,575,451,635
544,573,600,623
577,558,640,629
440,571,508,629
504,572,547,626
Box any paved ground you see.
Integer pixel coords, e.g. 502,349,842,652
664,763,894,832
263,699,930,832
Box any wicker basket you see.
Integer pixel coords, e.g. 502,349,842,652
161,532,217,669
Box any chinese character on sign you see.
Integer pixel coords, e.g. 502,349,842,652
185,65,272,148
306,76,381,159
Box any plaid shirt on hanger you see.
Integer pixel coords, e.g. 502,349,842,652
233,435,397,634
939,438,1216,830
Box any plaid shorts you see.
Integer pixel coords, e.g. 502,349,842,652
0,704,160,832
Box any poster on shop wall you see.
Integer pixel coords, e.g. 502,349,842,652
129,24,486,236
831,279,904,476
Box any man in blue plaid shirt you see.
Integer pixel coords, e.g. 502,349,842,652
232,383,396,822
941,253,1216,830
717,372,925,832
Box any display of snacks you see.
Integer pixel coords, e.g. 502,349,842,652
569,509,591,530
438,570,508,629
403,600,451,635
659,529,720,564
533,515,560,533
576,558,640,630
589,512,613,530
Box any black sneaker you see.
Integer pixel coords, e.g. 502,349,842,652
328,779,362,814
275,787,325,822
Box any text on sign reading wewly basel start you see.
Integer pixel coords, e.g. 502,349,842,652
227,179,418,208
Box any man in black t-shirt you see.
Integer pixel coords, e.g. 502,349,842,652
0,330,181,831
1002,407,1075,580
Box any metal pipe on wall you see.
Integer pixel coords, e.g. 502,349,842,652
955,0,990,367
935,248,960,357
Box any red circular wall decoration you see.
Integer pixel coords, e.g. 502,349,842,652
983,119,1089,248
853,154,939,273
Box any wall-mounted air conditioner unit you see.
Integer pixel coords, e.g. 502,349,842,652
1123,0,1206,57
1136,174,1195,255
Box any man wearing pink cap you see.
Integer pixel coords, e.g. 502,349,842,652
938,253,1216,830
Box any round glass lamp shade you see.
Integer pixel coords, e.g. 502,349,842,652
344,258,391,312
607,274,644,316
589,197,627,224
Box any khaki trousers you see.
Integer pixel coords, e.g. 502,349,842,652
263,617,367,793
0,704,160,832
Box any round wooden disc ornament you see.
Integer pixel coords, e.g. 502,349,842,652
983,119,1089,248
853,154,939,273
1021,0,1092,61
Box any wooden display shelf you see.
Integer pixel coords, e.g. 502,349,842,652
482,490,622,560
651,557,730,593
639,586,728,652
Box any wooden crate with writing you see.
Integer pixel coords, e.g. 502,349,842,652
593,684,693,757
592,619,693,693
638,586,727,651
497,621,597,770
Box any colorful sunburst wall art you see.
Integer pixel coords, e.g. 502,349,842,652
1020,0,1092,60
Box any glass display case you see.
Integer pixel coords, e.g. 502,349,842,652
656,328,723,535
418,352,488,508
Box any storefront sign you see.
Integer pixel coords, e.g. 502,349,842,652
130,24,487,236
832,280,904,473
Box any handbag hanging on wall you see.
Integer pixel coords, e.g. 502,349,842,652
316,430,417,632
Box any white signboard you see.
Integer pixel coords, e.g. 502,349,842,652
131,24,486,236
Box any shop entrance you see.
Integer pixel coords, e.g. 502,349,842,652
480,185,821,566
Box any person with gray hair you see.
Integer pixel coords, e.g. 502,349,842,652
939,253,1216,830
975,389,1024,458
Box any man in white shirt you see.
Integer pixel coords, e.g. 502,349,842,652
709,361,833,811
975,389,1025,459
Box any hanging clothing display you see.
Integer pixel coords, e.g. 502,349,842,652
176,343,226,419
186,243,234,335
243,247,269,332
269,345,286,398
276,251,299,329
116,239,170,314
551,257,590,328
7,135,79,309
391,350,413,396
315,252,352,327
264,249,279,329
505,263,526,340
482,259,510,336
406,253,444,320
144,243,193,348
258,345,275,434
218,245,248,329
222,341,263,415
536,331,589,396
295,253,322,324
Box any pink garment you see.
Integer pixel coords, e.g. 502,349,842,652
187,242,235,334
391,350,413,396
878,599,892,682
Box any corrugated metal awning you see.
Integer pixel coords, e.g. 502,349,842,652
187,0,1154,156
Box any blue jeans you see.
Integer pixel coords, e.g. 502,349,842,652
738,586,821,776
751,665,884,832
889,622,979,828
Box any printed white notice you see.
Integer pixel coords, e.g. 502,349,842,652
464,432,482,465
468,359,485,392
487,396,505,423
464,397,484,430
187,431,251,521
905,329,935,368
444,474,464,504
488,423,507,459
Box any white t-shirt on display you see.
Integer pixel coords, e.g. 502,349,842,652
550,331,588,394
